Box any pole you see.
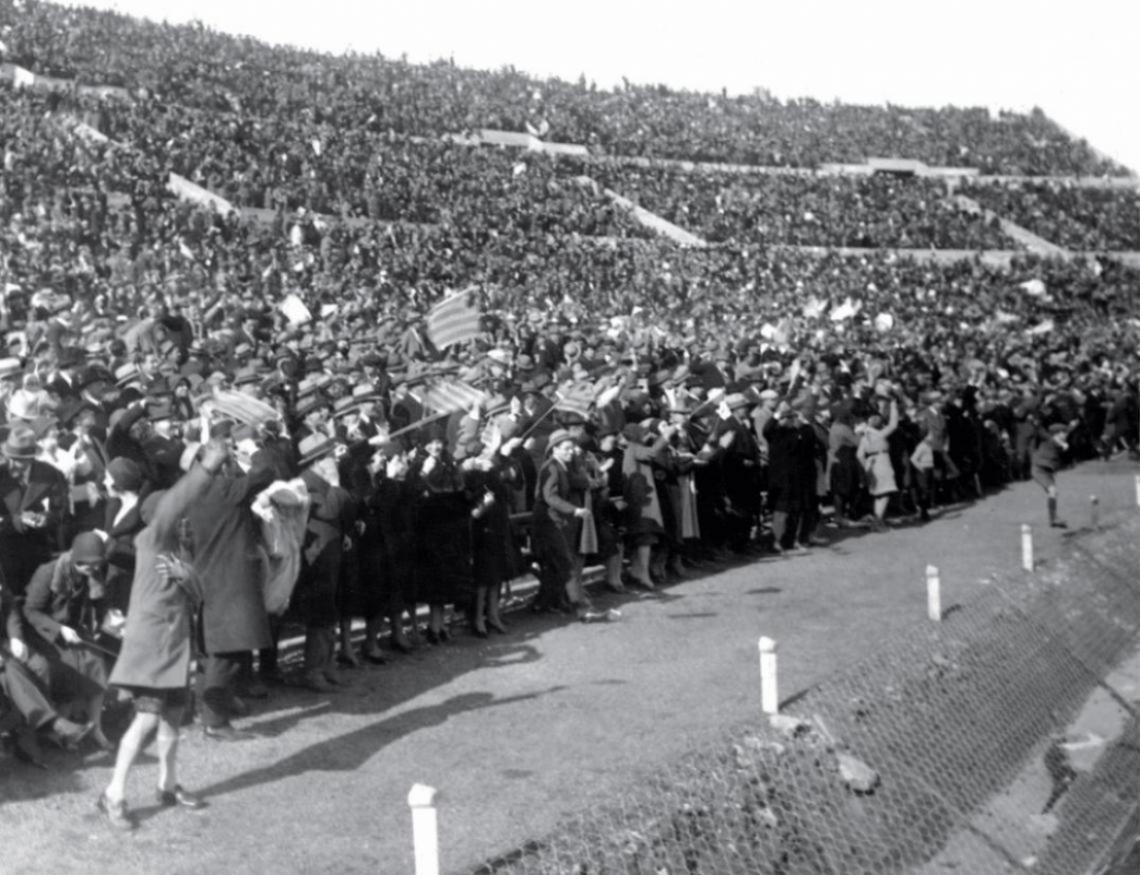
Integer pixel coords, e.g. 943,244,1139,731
926,565,941,622
387,409,452,441
1090,495,1099,531
1021,524,1034,572
407,783,439,875
758,636,778,715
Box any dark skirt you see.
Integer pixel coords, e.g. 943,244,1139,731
830,446,863,500
415,492,473,605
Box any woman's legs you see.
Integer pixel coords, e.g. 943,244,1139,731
156,709,183,793
105,710,160,802
486,581,507,633
472,587,488,635
872,495,889,528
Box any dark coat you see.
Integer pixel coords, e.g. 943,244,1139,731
0,460,70,595
295,470,353,627
359,475,416,610
466,458,522,591
104,497,144,613
412,456,473,605
764,419,820,513
186,462,276,654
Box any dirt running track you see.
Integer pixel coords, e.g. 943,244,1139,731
2,459,1138,874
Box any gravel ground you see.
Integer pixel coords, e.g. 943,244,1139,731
1,458,1137,875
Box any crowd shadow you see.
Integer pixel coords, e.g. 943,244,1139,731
194,685,566,802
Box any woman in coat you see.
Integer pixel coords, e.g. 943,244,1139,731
359,445,416,657
827,403,863,526
857,398,900,531
459,430,523,636
102,457,146,615
99,442,226,831
410,427,472,643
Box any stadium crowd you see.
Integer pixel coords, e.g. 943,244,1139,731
963,180,1140,252
1,0,1140,833
0,0,1131,175
592,164,1014,249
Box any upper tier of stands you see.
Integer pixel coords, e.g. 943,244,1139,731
0,0,1131,177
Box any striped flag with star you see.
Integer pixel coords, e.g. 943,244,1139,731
554,380,596,419
426,287,482,350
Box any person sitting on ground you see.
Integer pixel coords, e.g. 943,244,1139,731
6,531,113,751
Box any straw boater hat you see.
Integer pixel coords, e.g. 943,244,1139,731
298,433,336,468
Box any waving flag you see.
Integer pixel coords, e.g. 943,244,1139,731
412,376,486,415
554,381,596,419
426,287,482,350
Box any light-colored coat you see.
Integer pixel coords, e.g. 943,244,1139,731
109,465,211,690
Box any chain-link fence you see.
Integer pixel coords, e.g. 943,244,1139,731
473,520,1140,874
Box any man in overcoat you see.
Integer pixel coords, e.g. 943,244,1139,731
186,423,275,739
0,424,70,594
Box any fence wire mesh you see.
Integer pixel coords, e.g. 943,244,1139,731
474,520,1140,875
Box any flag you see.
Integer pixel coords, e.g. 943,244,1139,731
279,294,311,326
554,381,595,419
426,287,482,350
212,390,278,426
412,376,486,415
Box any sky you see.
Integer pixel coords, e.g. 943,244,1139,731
55,0,1140,174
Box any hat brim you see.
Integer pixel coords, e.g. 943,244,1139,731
298,443,336,468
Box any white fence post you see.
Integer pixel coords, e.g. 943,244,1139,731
926,565,941,622
1134,474,1140,508
407,783,440,875
1090,495,1099,531
1021,524,1034,572
758,636,778,715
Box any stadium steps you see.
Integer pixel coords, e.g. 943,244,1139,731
953,193,1072,256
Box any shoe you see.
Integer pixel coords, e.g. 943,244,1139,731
424,628,441,645
259,669,287,686
472,624,489,639
9,732,46,770
390,638,414,654
50,718,93,750
438,628,452,643
97,793,137,831
605,582,628,594
1051,519,1068,529
487,619,509,634
361,649,388,665
157,784,206,809
336,651,361,668
203,724,255,742
321,670,343,686
302,673,337,693
243,680,270,700
225,696,251,718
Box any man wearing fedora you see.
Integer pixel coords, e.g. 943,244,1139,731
185,423,276,740
0,423,70,595
294,432,355,691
